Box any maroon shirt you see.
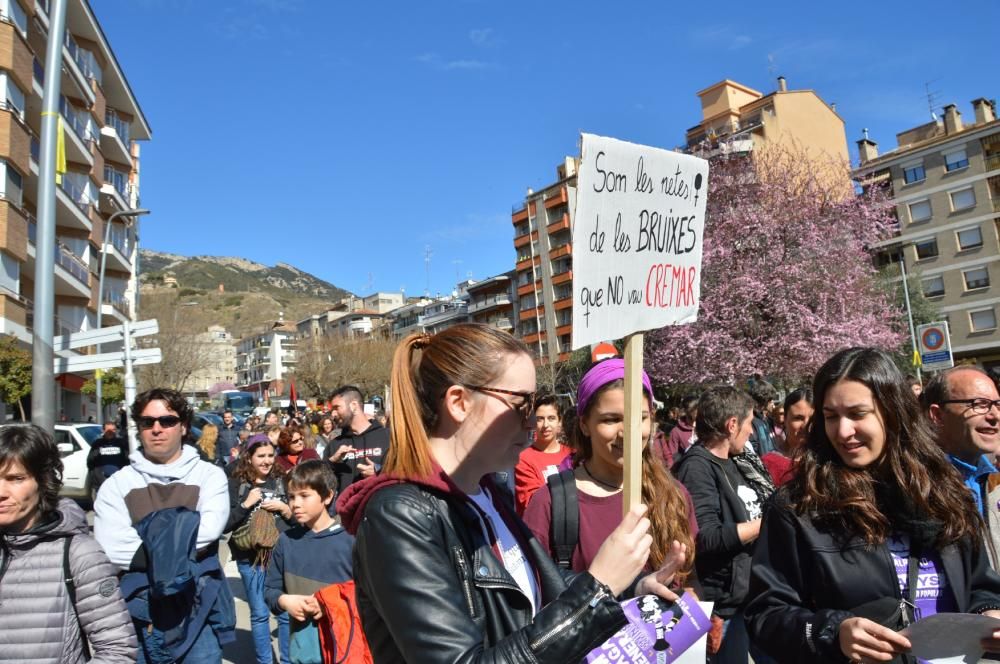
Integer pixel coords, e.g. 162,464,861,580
762,451,795,487
275,448,320,474
523,479,699,572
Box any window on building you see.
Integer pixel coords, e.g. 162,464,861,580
0,73,24,120
944,148,969,172
903,163,926,184
908,199,932,223
950,187,976,211
914,239,938,260
0,250,18,294
970,308,997,332
921,276,945,298
2,0,27,38
964,267,991,290
957,226,984,251
0,161,23,207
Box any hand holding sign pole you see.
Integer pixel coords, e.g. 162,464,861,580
572,134,709,515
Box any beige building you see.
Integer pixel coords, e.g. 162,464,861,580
685,77,849,191
186,325,237,397
236,323,297,398
0,0,150,420
466,271,517,334
855,98,1000,369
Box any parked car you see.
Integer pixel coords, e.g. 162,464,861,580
1,422,104,499
193,412,224,430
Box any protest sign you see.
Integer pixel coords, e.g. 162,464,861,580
571,134,709,512
572,134,709,350
586,592,712,664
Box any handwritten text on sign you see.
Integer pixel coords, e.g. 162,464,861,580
571,134,709,349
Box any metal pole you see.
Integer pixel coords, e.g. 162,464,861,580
122,320,138,451
898,249,922,382
32,0,68,432
95,208,148,424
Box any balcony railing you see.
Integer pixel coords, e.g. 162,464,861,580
56,244,89,285
986,154,1000,173
30,136,39,162
102,290,130,313
468,293,512,313
104,165,129,199
59,98,94,143
60,175,93,215
64,32,102,84
109,223,131,258
104,110,131,145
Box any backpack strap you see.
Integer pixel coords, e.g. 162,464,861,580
62,536,91,660
547,469,579,570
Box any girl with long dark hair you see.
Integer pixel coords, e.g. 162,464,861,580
225,434,295,664
746,347,1000,663
523,359,696,582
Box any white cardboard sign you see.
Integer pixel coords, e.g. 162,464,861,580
572,134,709,349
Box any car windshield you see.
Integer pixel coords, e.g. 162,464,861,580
75,425,103,445
198,412,223,426
225,395,254,410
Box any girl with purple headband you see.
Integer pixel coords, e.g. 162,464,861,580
524,358,698,587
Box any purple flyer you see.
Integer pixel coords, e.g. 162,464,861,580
587,592,710,664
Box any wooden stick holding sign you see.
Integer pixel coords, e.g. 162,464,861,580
570,133,709,517
622,333,644,513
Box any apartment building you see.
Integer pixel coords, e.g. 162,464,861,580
295,291,404,342
235,322,297,399
466,271,517,333
512,78,848,366
0,0,150,420
185,325,237,398
512,157,578,365
854,98,1000,370
684,77,848,183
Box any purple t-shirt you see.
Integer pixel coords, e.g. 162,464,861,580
888,534,957,664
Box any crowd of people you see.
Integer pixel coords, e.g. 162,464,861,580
4,322,1000,663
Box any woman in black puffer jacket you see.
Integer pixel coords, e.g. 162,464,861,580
0,424,136,663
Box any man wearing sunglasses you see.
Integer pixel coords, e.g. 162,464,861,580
93,387,233,662
924,367,1000,567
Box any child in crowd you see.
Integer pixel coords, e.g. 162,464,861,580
264,460,354,662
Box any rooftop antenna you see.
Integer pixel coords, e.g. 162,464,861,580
767,53,776,78
452,259,462,285
862,128,870,140
424,245,433,297
925,81,942,121
364,272,374,295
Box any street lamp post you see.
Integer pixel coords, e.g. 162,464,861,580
96,208,150,424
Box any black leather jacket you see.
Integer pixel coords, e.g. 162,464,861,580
745,495,1000,663
351,481,627,663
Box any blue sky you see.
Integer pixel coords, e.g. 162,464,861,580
92,0,998,298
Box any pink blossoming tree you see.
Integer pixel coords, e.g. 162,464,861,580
646,145,905,386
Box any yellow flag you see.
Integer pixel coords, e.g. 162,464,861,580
55,116,66,184
94,368,103,380
912,349,922,367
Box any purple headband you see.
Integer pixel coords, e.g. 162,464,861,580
244,433,271,449
577,358,654,414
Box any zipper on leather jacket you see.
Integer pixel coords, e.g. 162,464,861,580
529,583,612,651
452,546,477,618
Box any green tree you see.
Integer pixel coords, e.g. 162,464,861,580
81,368,125,406
0,335,32,420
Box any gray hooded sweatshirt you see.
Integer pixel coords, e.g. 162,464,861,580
0,498,137,663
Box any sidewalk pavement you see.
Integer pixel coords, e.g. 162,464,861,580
221,540,283,664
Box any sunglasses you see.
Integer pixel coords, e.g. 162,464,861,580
137,415,183,430
467,385,536,422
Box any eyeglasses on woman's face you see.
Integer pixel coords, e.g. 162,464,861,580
466,385,536,423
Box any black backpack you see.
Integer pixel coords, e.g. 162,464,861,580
546,469,579,570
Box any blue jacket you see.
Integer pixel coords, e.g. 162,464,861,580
119,507,235,663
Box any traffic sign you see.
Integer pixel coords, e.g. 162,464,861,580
917,321,953,371
53,319,158,352
54,348,162,373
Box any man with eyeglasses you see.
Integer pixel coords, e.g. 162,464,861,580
93,388,234,662
924,367,1000,567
